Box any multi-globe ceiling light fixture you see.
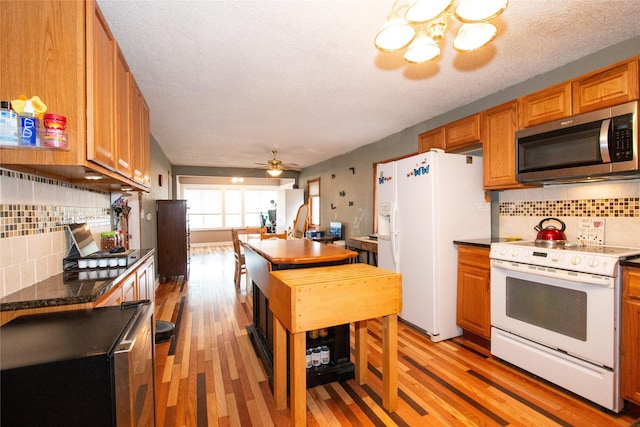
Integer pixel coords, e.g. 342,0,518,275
374,0,508,63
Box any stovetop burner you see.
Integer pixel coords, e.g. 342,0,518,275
506,240,640,255
490,240,640,277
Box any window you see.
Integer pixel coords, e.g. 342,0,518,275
182,185,277,230
307,178,320,227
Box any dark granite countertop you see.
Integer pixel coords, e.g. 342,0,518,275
453,238,507,248
621,257,640,267
0,249,154,311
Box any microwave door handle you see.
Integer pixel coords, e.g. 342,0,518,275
599,118,612,163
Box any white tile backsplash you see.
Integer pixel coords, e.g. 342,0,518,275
498,180,640,249
0,169,111,298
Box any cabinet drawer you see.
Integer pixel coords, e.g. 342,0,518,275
624,267,640,300
457,245,490,269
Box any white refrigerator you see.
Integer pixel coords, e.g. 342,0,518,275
376,150,490,342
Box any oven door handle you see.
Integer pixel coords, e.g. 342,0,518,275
490,259,615,287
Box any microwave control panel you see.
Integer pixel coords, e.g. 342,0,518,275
611,113,633,162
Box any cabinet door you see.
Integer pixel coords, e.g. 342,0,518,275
137,257,155,302
456,245,491,339
621,267,640,405
95,282,124,307
0,0,87,166
142,98,151,187
418,127,444,153
518,83,572,128
572,60,639,114
114,44,133,178
86,2,116,169
130,76,147,185
482,101,524,190
445,114,480,151
122,273,137,302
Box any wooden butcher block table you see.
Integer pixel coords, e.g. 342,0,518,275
269,263,402,426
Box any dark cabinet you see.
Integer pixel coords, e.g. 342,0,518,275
157,200,189,281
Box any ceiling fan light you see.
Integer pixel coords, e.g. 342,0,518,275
405,0,452,24
453,23,497,52
374,12,416,52
454,0,508,23
267,168,283,177
404,32,440,63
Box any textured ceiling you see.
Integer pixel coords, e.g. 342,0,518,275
97,0,640,171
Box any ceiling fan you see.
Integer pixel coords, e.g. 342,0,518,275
255,150,301,177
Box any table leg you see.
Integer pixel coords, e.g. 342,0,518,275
382,314,398,412
290,331,307,426
273,317,287,410
355,320,368,384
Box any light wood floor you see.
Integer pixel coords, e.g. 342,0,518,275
153,245,637,426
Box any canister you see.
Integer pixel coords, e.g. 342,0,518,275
306,349,312,369
101,232,118,251
320,346,330,365
311,347,321,367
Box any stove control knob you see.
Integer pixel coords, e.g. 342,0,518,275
500,247,508,256
511,249,520,258
587,257,599,268
570,256,581,266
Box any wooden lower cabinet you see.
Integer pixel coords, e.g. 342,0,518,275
456,244,491,340
136,257,156,302
621,266,640,405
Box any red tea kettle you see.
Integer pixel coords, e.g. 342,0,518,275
534,217,567,244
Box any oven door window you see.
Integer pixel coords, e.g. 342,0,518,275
506,277,587,341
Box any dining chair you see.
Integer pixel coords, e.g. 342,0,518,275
260,232,288,240
231,228,247,288
246,226,267,239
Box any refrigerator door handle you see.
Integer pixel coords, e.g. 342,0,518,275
391,231,399,271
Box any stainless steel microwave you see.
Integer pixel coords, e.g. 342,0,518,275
516,101,638,184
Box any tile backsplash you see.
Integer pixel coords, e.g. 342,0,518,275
498,180,640,248
0,169,111,298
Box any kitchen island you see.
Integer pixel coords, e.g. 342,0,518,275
242,238,358,389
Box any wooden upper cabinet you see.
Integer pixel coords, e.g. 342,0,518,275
130,76,150,185
0,0,149,191
142,99,151,187
482,101,523,190
518,83,572,129
445,114,481,151
86,2,116,170
418,127,444,153
0,0,86,166
573,59,639,114
418,114,480,153
114,44,133,178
